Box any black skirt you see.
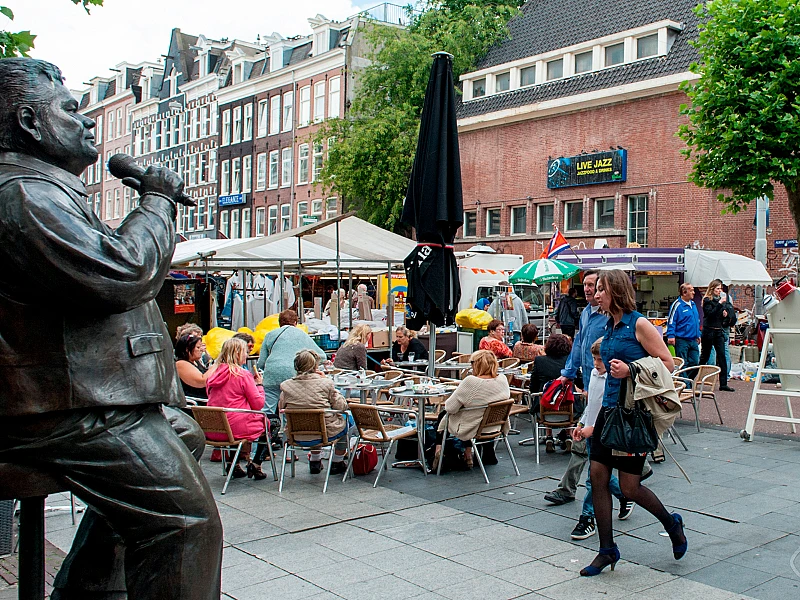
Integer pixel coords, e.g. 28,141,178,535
590,407,647,475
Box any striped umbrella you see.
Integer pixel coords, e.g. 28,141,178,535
509,258,580,285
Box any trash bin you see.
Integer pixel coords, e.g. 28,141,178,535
0,500,13,556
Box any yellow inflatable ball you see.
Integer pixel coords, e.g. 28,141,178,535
252,329,267,354
455,308,493,330
203,327,235,360
255,314,281,333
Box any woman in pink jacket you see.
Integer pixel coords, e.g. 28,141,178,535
206,338,270,480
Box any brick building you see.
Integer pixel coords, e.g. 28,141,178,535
455,0,797,279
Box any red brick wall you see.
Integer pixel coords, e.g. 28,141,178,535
456,91,797,278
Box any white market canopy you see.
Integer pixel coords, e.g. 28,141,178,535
171,214,416,273
684,249,773,286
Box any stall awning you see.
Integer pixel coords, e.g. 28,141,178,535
684,249,772,286
558,248,685,272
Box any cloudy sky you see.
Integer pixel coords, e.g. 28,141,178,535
8,0,377,88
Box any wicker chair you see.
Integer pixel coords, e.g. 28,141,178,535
436,399,520,483
533,396,578,464
345,404,418,487
191,406,277,494
499,357,520,370
673,364,722,432
434,349,447,363
281,408,347,494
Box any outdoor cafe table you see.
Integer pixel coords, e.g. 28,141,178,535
434,362,472,377
393,360,430,371
332,376,398,404
388,385,456,474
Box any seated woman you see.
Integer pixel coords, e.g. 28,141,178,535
279,349,351,475
479,319,513,359
382,326,429,364
432,350,510,470
257,309,328,415
529,333,576,453
205,338,271,480
175,333,210,400
513,323,545,362
334,323,371,370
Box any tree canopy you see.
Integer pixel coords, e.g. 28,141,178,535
678,0,800,237
1,0,102,57
314,0,521,232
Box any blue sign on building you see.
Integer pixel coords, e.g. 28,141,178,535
775,239,798,248
218,193,246,207
547,149,627,189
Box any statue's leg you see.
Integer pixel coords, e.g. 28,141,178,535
4,405,222,600
51,407,207,598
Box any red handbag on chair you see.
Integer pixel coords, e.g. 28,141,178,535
540,379,576,411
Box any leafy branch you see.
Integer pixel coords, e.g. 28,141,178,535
1,1,103,58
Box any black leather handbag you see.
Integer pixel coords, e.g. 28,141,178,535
600,368,659,455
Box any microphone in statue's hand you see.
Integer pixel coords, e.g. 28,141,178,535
107,154,196,206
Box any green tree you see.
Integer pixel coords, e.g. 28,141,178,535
315,1,521,231
1,0,103,57
678,0,800,237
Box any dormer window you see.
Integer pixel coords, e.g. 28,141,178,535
604,43,624,67
472,79,486,98
546,58,563,81
520,66,536,87
575,50,593,74
636,33,658,59
495,72,510,92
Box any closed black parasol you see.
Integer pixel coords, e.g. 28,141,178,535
402,52,463,341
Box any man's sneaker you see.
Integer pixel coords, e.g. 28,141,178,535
571,516,597,540
309,461,322,474
618,497,635,520
544,490,575,505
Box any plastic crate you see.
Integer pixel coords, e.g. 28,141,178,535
313,334,339,351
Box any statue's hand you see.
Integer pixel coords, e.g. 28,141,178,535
137,165,185,201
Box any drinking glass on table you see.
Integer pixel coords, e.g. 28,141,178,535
408,352,415,363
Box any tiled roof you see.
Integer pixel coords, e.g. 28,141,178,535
78,92,90,109
288,42,312,66
103,79,116,99
457,0,699,119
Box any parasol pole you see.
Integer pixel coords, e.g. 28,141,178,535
428,321,436,379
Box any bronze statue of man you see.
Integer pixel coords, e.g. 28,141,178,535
0,58,222,599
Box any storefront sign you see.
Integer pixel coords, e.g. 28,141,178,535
218,193,246,207
547,149,627,189
775,239,798,248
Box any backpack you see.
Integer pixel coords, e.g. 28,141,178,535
540,379,575,411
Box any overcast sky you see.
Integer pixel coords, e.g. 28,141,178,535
9,0,377,89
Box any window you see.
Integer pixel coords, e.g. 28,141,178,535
296,201,308,227
199,152,208,183
282,91,293,131
207,198,215,228
95,156,102,182
220,160,230,195
209,149,217,182
257,100,268,137
637,34,658,59
313,81,325,122
94,193,101,216
269,150,279,189
221,110,231,145
232,106,242,144
297,143,309,184
595,197,615,229
85,164,93,186
269,96,280,135
281,148,292,187
95,115,103,142
188,154,198,186
627,195,648,246
299,86,311,126
495,72,510,92
242,208,251,238
113,189,120,218
220,210,229,238
547,59,563,80
171,115,180,146
256,153,267,190
326,197,337,219
463,211,477,237
565,201,583,231
472,78,486,98
105,190,112,219
107,111,114,141
537,204,554,233
231,158,241,194
605,43,624,67
187,202,196,231
197,198,206,229
243,103,253,141
520,66,536,87
116,109,122,137
575,50,593,74
328,76,340,119
268,206,277,235
105,151,112,180
311,199,323,216
510,206,527,234
123,188,131,215
242,155,252,193
255,207,265,236
280,203,290,231
200,106,209,137
230,209,240,239
312,143,323,182
125,107,132,134
486,208,501,236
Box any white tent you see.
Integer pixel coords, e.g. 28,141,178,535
684,249,773,286
171,214,416,272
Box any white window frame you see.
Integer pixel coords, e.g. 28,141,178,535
267,205,278,235
243,103,253,141
255,207,265,236
230,209,240,239
113,188,120,218
242,155,252,193
268,150,279,189
241,208,251,238
495,71,510,92
627,194,648,246
231,157,241,194
197,198,206,230
299,86,311,127
311,199,323,216
312,142,323,182
220,210,229,238
636,33,659,59
297,143,309,184
296,201,309,227
232,106,242,144
281,147,292,187
280,203,291,231
282,91,293,132
269,95,280,135
256,153,267,191
574,50,593,74
257,99,268,137
207,198,215,228
220,160,230,195
313,81,325,123
547,58,563,80
328,76,341,119
221,110,231,145
604,42,624,67
325,197,337,219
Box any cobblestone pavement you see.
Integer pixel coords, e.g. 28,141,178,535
4,398,800,599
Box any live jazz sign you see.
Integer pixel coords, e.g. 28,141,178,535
547,149,627,189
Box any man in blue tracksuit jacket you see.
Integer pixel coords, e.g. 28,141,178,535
667,283,701,376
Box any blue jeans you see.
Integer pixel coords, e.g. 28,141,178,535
675,337,700,383
582,438,626,518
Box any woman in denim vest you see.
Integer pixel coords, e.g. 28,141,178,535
581,270,687,576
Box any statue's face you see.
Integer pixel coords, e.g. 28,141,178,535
36,81,98,175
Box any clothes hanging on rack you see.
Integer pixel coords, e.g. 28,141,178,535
230,291,244,331
270,276,295,312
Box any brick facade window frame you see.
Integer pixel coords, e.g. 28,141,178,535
537,203,554,233
604,43,624,67
595,197,615,230
564,200,583,231
486,208,501,236
463,210,477,237
627,194,648,246
546,59,563,81
510,206,527,235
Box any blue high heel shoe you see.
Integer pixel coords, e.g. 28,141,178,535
580,545,620,576
667,513,688,560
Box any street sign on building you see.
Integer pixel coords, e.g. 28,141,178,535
547,149,627,189
219,193,246,207
301,215,319,226
775,239,798,248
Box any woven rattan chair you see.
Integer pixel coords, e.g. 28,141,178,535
671,356,685,371
499,357,520,370
434,349,447,363
436,399,519,483
191,406,277,494
673,364,722,432
534,396,577,464
344,404,418,487
281,408,347,494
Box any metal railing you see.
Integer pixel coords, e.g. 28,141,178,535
352,2,416,26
